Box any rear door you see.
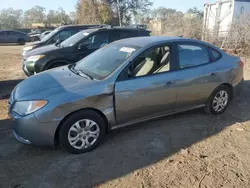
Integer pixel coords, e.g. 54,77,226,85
174,43,221,111
7,31,18,43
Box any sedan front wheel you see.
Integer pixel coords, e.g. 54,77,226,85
59,110,106,154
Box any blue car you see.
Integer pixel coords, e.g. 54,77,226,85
0,30,30,45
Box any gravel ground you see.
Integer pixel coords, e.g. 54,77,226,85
0,45,250,188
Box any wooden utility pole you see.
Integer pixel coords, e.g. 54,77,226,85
117,0,122,26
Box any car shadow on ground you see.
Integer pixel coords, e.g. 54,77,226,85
0,80,250,188
0,79,23,100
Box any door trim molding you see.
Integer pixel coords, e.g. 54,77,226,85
111,104,205,130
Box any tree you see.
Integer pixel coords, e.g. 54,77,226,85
0,8,23,29
76,0,152,25
23,6,46,27
45,8,71,26
187,7,204,18
112,0,153,24
76,0,113,24
151,7,181,20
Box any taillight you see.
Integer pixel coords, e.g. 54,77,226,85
240,60,244,68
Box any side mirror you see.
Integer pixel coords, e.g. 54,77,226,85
55,39,62,46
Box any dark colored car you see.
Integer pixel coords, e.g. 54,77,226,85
22,27,151,76
0,30,30,45
22,24,102,55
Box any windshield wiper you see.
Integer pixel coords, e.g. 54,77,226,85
79,70,94,80
69,64,93,80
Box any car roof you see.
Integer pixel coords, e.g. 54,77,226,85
114,36,218,49
0,29,26,34
81,27,150,34
58,24,102,30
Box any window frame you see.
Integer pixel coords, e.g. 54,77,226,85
109,30,135,43
175,42,218,70
208,47,222,62
47,29,77,44
77,30,110,50
117,42,177,82
0,31,6,36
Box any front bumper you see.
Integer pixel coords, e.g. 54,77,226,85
10,112,59,147
22,60,35,77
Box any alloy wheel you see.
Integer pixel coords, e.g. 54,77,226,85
68,119,100,150
212,90,229,112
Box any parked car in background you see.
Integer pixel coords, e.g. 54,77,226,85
40,31,51,39
0,30,30,45
22,26,151,76
9,36,243,154
22,24,103,55
30,30,51,42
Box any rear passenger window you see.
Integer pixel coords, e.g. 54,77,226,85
178,44,209,69
210,48,221,61
110,31,135,42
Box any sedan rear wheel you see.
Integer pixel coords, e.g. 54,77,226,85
59,110,106,154
204,85,231,115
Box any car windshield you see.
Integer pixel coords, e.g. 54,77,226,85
74,43,140,79
61,31,90,47
40,29,59,42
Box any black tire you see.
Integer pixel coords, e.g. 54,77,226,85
59,110,106,154
18,38,26,45
204,85,231,115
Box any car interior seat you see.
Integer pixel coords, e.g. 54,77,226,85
132,50,157,77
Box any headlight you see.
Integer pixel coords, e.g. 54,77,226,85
27,55,45,62
23,46,34,51
12,100,48,116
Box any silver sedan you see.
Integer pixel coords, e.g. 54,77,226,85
9,36,243,154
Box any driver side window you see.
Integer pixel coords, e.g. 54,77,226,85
127,44,171,78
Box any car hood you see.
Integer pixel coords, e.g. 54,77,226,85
12,66,96,101
25,44,61,57
25,41,42,47
30,34,41,37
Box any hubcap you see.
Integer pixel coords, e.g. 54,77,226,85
212,90,229,112
68,119,100,150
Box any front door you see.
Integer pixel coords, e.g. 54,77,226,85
115,44,178,125
174,43,221,111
